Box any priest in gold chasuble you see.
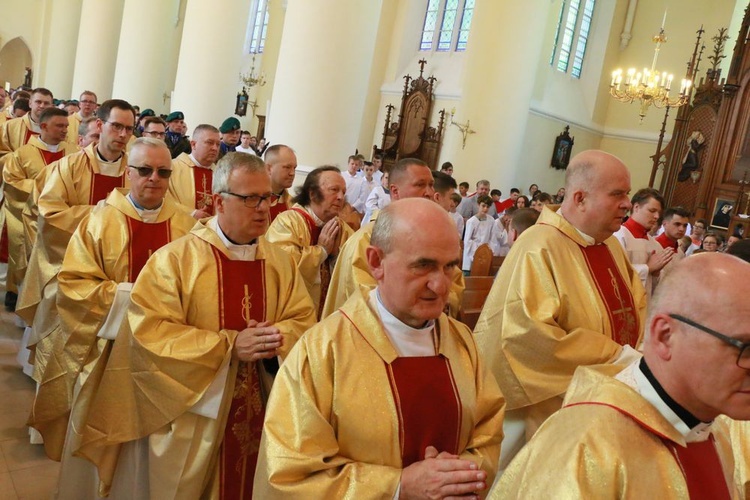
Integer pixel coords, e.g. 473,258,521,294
266,166,353,318
16,100,135,383
263,144,296,223
3,108,77,293
75,152,316,499
474,151,646,468
168,124,220,218
255,199,504,499
0,88,54,160
494,254,750,498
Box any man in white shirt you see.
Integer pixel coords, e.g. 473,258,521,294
342,154,366,214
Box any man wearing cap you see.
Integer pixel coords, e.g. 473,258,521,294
219,117,241,160
169,124,221,218
66,91,97,145
134,108,156,138
165,111,191,159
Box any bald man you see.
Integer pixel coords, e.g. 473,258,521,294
495,253,750,497
475,150,647,468
255,198,504,499
322,158,464,319
264,144,296,222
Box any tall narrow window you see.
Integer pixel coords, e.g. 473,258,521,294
550,0,595,78
248,0,270,54
419,0,476,53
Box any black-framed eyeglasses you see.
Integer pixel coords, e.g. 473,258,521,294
143,130,166,138
669,314,750,369
128,165,172,179
221,191,272,209
106,121,135,134
80,99,97,105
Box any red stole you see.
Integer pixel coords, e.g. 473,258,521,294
89,174,125,205
37,148,65,166
125,218,171,281
268,192,289,223
291,208,328,318
579,244,640,348
656,233,678,251
211,247,266,500
385,354,462,466
664,437,731,500
623,218,649,239
23,127,39,145
193,166,214,215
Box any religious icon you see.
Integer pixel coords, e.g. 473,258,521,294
677,131,705,182
551,125,574,170
710,197,735,230
235,87,249,117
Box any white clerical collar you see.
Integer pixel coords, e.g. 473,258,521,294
28,116,41,133
616,359,713,443
369,288,436,357
126,193,163,223
558,207,596,245
208,217,258,261
95,146,124,176
37,138,59,153
302,205,325,227
189,153,211,168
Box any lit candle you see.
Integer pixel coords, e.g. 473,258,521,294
667,74,673,91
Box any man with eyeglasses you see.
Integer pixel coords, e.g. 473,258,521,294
266,165,354,318
3,107,77,307
687,217,708,256
37,138,195,497
65,90,97,145
169,123,221,218
74,152,315,498
140,116,167,142
0,87,54,161
17,100,134,426
495,252,750,497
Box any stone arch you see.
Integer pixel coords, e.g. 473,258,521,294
0,37,33,88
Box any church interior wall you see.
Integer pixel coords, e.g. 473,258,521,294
0,0,43,88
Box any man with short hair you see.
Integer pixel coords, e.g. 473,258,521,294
266,166,353,317
141,116,167,141
3,107,77,295
342,154,366,215
495,188,520,214
0,87,54,160
323,159,464,318
77,116,99,149
165,111,191,158
255,198,505,499
459,181,470,198
66,91,97,145
371,153,384,183
76,152,316,498
264,144,296,222
687,217,707,255
218,116,241,159
458,180,498,220
656,206,690,273
495,253,750,497
16,100,134,393
235,130,256,154
169,124,221,218
615,188,674,296
440,160,454,176
432,169,457,212
475,150,647,467
12,98,30,118
30,139,195,479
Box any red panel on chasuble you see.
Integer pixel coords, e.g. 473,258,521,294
125,218,171,282
665,437,731,500
579,244,639,348
386,356,462,467
23,128,39,145
88,173,125,205
268,194,289,223
193,167,214,215
211,247,267,500
38,148,65,166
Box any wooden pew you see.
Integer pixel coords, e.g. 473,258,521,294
458,275,495,330
469,243,493,276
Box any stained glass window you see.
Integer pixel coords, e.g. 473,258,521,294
419,0,475,52
551,0,595,79
248,0,269,54
420,0,441,51
572,0,595,78
455,0,474,51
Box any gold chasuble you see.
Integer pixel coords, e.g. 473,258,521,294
75,221,316,498
17,166,53,287
169,152,215,215
494,364,741,498
474,208,646,425
28,190,195,461
16,143,128,377
266,204,353,318
267,189,291,223
3,136,77,291
321,219,465,319
66,112,82,145
253,290,505,498
0,114,39,159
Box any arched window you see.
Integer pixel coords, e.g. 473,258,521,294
550,0,595,78
248,0,270,54
419,0,475,52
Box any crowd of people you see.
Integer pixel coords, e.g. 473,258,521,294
0,84,748,499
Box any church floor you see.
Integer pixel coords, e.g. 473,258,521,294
0,291,60,500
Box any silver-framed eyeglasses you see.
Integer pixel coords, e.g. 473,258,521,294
669,313,750,369
221,191,272,209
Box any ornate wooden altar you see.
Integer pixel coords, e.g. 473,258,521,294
658,6,750,237
373,60,446,170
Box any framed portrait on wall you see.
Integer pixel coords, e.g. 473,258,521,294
551,125,574,170
235,87,249,117
710,197,735,230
